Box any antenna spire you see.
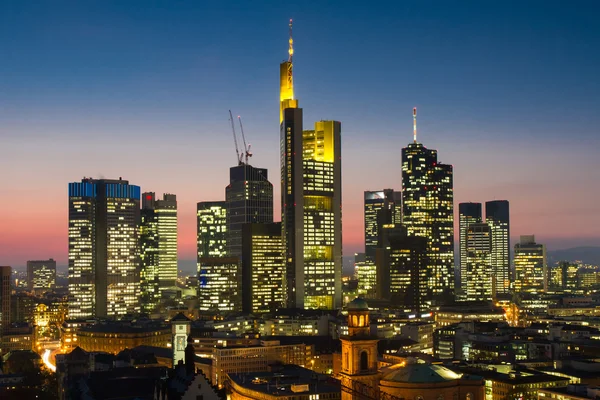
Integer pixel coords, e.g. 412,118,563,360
288,19,293,63
413,107,417,143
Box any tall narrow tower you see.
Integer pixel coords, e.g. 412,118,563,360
279,19,298,123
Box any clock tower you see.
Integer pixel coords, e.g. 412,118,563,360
340,298,380,400
171,313,191,367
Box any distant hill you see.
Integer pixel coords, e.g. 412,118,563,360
548,246,600,266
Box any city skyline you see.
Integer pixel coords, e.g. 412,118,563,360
2,2,600,269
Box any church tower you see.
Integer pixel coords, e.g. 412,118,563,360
171,313,191,367
340,298,380,400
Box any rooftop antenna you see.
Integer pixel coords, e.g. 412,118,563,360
413,107,417,143
238,115,252,165
288,18,293,63
229,110,243,166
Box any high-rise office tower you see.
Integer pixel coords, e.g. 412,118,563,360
464,223,493,301
68,178,141,319
140,193,178,312
197,257,239,312
226,165,273,259
241,223,284,313
27,259,56,292
280,22,342,309
375,225,427,312
355,253,377,299
0,266,10,334
485,200,510,295
196,201,227,259
401,110,454,307
458,203,482,290
514,235,547,292
364,190,400,262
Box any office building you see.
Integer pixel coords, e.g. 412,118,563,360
68,178,141,319
401,110,454,307
196,201,227,259
0,266,10,335
364,189,400,262
26,259,56,292
140,193,178,312
241,223,284,314
355,253,377,299
280,24,342,309
226,164,273,259
375,226,428,311
197,257,239,312
458,203,482,290
514,235,547,292
464,223,493,301
486,200,510,295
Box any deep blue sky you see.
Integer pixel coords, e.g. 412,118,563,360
1,1,599,268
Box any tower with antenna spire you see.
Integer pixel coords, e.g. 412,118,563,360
280,19,298,123
413,107,417,143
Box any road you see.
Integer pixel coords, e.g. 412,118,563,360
42,349,56,372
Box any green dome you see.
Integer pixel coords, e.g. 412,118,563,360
347,297,369,310
381,361,462,384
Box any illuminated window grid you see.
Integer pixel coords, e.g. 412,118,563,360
251,234,284,314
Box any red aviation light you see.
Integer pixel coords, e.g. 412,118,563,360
146,195,152,200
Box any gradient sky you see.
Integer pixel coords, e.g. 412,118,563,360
1,1,599,270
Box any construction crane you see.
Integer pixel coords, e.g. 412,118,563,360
229,110,243,166
237,115,252,165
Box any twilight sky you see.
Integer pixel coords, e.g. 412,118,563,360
1,1,599,270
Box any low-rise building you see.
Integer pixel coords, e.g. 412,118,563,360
76,320,171,354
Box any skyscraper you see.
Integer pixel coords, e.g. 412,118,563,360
280,22,342,309
0,266,10,335
68,178,141,319
196,201,227,259
485,200,510,295
197,257,239,312
464,223,493,301
364,189,400,262
27,259,56,292
458,203,482,290
514,235,547,293
226,164,273,259
401,110,454,308
241,223,284,313
375,225,428,311
140,192,178,312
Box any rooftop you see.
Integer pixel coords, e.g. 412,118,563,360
381,360,470,384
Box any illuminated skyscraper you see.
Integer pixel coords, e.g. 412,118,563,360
458,203,482,290
364,189,400,262
196,201,227,259
68,178,141,319
226,164,273,259
375,225,427,311
355,252,377,299
140,193,178,312
401,110,454,307
280,22,342,309
197,257,239,312
241,223,284,313
514,235,547,293
464,223,493,301
27,259,56,292
485,200,510,295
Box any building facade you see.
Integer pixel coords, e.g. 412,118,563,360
364,190,400,262
465,223,493,301
241,223,284,314
68,178,141,319
27,259,56,293
140,192,178,312
226,164,273,259
514,235,547,293
402,128,454,308
197,201,228,259
486,200,510,295
459,203,482,290
0,266,10,336
198,257,240,312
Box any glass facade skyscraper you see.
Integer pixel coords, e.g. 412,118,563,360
485,200,510,295
241,223,284,313
402,141,454,307
68,178,141,319
514,235,547,293
226,164,273,259
197,257,239,312
364,189,400,262
196,201,227,259
458,203,482,291
465,223,493,301
140,192,177,312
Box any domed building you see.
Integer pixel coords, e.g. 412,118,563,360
340,298,484,400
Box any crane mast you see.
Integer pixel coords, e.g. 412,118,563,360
237,115,252,165
229,110,242,166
